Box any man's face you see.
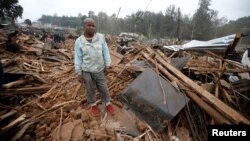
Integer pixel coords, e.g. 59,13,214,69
84,21,95,35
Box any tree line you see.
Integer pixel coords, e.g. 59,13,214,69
1,0,249,44
38,0,250,44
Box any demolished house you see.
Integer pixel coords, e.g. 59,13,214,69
0,28,250,141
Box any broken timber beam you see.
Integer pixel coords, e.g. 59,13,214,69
189,67,250,73
2,75,34,89
141,51,230,124
206,51,244,69
223,32,242,59
142,49,250,124
0,110,17,122
1,86,52,95
1,114,26,131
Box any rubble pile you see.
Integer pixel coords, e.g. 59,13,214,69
0,31,249,141
0,29,8,45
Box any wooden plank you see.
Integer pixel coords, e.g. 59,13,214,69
10,121,34,141
142,50,250,124
0,110,17,122
223,32,242,58
110,50,123,66
1,86,51,95
2,75,34,89
141,51,231,124
1,114,26,131
189,67,250,73
156,50,170,63
206,51,244,69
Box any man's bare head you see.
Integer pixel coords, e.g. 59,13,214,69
83,18,95,37
83,18,95,25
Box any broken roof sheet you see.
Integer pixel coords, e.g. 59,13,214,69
163,34,236,51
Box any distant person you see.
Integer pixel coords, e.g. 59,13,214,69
53,33,59,43
43,33,54,55
74,18,115,116
6,30,21,53
40,30,47,42
117,38,132,55
120,38,128,47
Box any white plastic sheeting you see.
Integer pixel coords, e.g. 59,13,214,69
241,49,250,68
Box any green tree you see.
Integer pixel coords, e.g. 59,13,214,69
162,5,178,38
217,16,250,45
24,19,32,26
36,6,250,44
0,0,23,23
88,11,95,18
180,15,193,39
97,12,108,32
193,0,218,40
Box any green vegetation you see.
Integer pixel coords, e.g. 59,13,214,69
0,0,23,24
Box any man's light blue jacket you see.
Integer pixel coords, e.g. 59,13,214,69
74,33,111,75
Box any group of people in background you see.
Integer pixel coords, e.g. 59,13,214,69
20,27,66,44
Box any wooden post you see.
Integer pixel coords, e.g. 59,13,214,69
142,49,250,124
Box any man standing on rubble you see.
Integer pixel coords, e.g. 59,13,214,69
43,33,54,55
74,18,115,116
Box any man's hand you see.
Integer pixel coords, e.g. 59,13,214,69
104,66,112,75
77,75,84,83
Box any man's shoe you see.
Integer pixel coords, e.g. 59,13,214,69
90,105,100,116
106,104,115,114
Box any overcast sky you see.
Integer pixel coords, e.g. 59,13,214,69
18,0,250,22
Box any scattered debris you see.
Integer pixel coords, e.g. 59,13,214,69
0,30,249,141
